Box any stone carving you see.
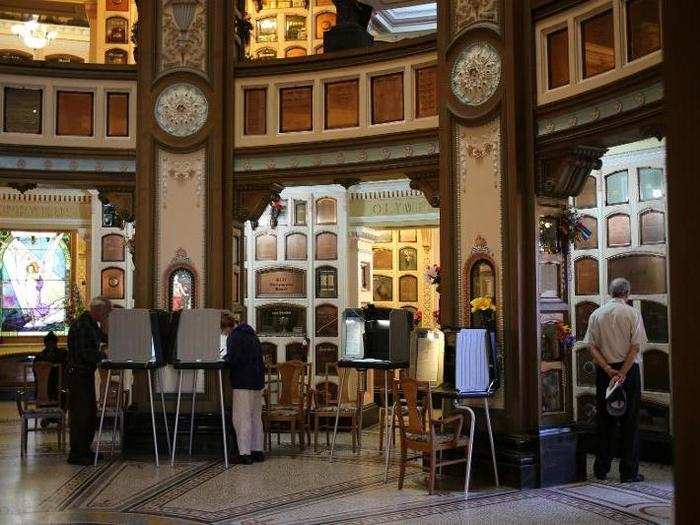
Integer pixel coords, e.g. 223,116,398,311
453,0,498,32
451,42,501,107
160,0,207,74
158,148,206,209
154,83,208,137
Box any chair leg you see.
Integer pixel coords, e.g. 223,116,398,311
314,414,319,452
351,415,356,453
20,419,27,457
290,420,296,449
398,444,406,490
464,406,476,498
429,449,437,495
378,408,384,452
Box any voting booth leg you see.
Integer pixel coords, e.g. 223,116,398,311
188,371,197,455
484,398,499,487
157,369,172,456
217,370,229,469
383,371,394,484
94,369,112,466
328,365,347,463
171,370,184,467
111,371,124,455
147,369,160,467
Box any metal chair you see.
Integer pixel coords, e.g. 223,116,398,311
16,361,66,456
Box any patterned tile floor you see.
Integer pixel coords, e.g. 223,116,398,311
0,403,673,524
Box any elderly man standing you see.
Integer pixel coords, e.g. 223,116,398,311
66,297,111,465
584,278,647,482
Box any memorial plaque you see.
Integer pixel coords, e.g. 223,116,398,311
280,86,313,133
315,304,338,337
286,342,308,362
56,91,93,136
106,16,128,44
576,347,596,387
608,254,666,295
325,79,359,129
244,88,267,136
373,275,393,302
643,349,670,393
315,197,337,225
101,233,125,262
607,213,631,247
547,27,570,89
285,15,307,40
285,47,307,58
575,176,597,209
101,267,124,299
107,92,129,137
316,266,337,298
256,304,306,336
399,229,417,242
576,394,597,424
541,368,564,413
641,300,668,343
106,0,129,11
574,257,599,295
575,301,598,340
539,262,560,299
399,275,418,302
285,232,307,260
373,248,393,270
641,210,665,244
294,200,307,225
315,343,338,376
399,247,417,271
3,87,42,134
105,48,128,64
256,48,277,60
415,66,438,118
256,268,306,298
261,342,278,365
315,232,337,260
315,12,336,39
574,216,597,250
372,72,404,124
255,233,277,260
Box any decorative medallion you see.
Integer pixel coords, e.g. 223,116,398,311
154,83,208,137
451,42,501,107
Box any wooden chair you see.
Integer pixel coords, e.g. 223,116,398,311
16,361,66,456
313,363,362,453
393,377,475,495
97,369,128,456
262,360,311,451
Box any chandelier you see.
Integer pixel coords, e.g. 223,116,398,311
11,15,58,50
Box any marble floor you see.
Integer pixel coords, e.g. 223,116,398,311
0,403,673,525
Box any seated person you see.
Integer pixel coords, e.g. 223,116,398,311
33,331,67,426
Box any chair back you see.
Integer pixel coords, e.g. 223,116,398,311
33,361,61,408
98,369,122,408
276,360,307,406
393,376,431,435
321,363,362,406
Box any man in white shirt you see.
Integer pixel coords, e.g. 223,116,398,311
584,277,647,483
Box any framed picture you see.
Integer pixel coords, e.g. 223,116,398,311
261,342,278,366
101,233,125,262
316,266,337,298
398,247,417,271
106,17,128,44
373,275,393,302
256,17,278,43
285,15,307,40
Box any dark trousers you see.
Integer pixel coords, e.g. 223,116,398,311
594,362,641,479
67,371,97,460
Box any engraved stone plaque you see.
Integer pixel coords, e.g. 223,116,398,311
256,304,306,336
415,66,438,118
315,343,338,376
575,257,599,295
315,304,338,337
56,91,93,136
373,248,393,270
256,233,277,261
399,275,418,302
315,232,337,260
607,214,631,247
3,87,42,134
286,342,308,362
371,72,404,124
643,349,670,393
641,300,668,343
315,197,337,225
285,232,307,260
261,342,278,365
325,79,359,129
608,254,667,295
280,86,313,133
256,268,306,298
102,233,125,262
640,210,665,245
316,266,337,298
244,88,267,136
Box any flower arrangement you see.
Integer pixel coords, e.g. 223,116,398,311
470,296,496,331
538,208,591,254
560,208,592,245
424,264,441,286
413,309,423,326
555,321,575,350
269,193,285,228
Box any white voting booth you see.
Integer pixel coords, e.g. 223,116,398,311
97,309,170,466
170,309,230,468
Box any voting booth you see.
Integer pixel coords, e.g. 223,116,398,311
96,309,172,466
170,309,230,468
409,329,445,386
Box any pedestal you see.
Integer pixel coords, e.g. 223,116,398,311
323,25,374,53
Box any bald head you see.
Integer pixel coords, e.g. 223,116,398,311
609,278,631,299
89,297,113,323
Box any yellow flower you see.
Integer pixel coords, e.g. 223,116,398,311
470,296,495,313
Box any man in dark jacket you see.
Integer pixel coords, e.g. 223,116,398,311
66,298,111,465
222,314,265,465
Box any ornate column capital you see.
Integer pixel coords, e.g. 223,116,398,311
536,146,607,198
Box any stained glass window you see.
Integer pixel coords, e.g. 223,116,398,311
1,231,71,335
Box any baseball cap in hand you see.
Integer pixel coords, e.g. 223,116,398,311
606,384,627,417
